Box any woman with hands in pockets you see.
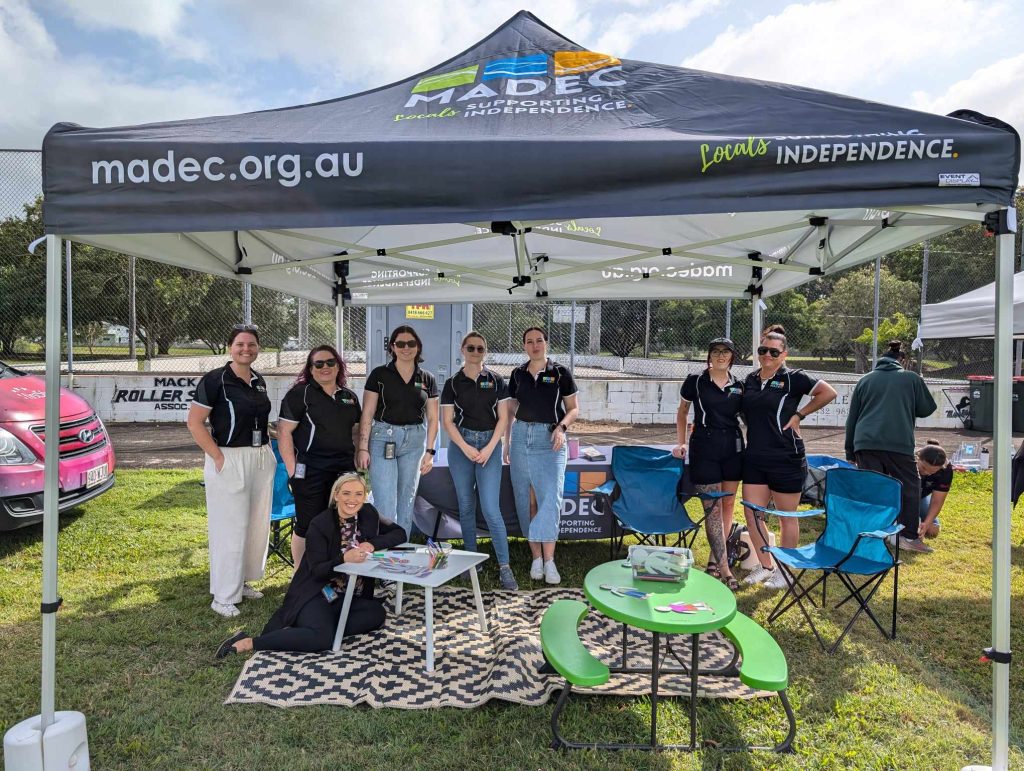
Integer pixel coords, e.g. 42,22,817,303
441,332,518,590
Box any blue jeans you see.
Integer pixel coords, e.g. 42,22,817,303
510,421,567,543
368,421,426,538
448,428,510,565
920,495,940,527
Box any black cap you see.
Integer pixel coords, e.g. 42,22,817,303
707,337,737,354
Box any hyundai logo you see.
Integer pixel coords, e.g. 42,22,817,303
77,428,95,444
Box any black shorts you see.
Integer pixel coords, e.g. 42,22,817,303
688,429,743,485
742,454,807,495
290,467,346,536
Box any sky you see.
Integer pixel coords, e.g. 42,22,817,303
0,0,1022,156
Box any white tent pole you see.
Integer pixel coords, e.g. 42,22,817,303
41,233,63,730
751,294,762,361
989,211,1014,771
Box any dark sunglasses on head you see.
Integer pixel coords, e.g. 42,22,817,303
757,345,783,358
232,323,259,332
312,358,338,369
392,340,419,349
464,345,486,353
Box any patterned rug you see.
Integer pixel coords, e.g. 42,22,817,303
226,587,767,709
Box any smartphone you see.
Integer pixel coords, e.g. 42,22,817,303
321,584,338,603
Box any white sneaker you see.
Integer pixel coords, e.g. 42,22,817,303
530,557,544,580
743,565,771,585
543,560,561,585
762,569,789,590
211,600,240,618
241,583,263,600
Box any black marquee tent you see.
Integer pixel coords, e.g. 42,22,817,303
25,10,1021,768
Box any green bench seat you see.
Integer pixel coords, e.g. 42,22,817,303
540,600,610,687
721,611,789,692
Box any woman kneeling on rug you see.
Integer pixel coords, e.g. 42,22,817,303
216,473,404,658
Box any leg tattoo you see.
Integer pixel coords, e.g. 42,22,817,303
696,483,728,567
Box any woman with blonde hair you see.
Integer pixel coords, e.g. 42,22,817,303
216,473,404,657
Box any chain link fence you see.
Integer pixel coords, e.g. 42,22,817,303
2,149,1019,379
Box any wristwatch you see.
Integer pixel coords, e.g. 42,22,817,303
794,411,806,421
549,423,567,433
425,448,437,455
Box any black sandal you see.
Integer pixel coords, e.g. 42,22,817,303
216,631,246,660
722,575,740,591
705,561,722,579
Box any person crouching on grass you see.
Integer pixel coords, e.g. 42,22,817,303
216,473,404,658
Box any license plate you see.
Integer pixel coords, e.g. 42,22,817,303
86,463,109,488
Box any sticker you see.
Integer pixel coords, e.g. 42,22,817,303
938,173,980,187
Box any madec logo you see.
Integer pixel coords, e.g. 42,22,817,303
397,51,631,121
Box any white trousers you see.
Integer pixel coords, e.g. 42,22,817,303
204,444,274,605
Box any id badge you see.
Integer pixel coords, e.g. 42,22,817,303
294,462,306,480
251,430,262,447
321,584,338,603
384,441,397,460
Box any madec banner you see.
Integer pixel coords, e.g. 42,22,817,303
43,12,1018,236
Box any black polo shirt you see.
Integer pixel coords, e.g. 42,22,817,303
364,362,438,425
279,381,362,471
192,363,271,447
680,371,744,431
921,465,953,498
741,367,817,458
440,367,510,432
508,359,578,424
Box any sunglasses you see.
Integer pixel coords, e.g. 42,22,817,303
232,323,259,332
709,348,732,357
757,345,784,358
393,340,419,349
312,358,338,369
464,345,486,353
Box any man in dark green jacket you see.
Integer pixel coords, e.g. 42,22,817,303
845,341,937,552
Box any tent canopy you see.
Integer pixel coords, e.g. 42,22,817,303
41,11,1019,305
919,271,1024,339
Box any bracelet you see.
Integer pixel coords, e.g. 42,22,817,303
425,448,436,456
795,411,806,420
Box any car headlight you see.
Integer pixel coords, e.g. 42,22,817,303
0,427,37,465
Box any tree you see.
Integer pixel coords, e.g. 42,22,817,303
853,311,917,352
0,198,46,354
600,300,646,358
818,266,919,372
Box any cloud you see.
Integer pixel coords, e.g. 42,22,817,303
50,0,207,60
0,0,250,148
593,0,719,57
220,0,595,89
682,0,1005,93
910,52,1024,152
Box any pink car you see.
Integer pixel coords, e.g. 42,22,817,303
0,360,116,530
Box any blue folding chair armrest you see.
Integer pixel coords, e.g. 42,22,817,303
589,480,617,497
859,524,904,540
742,500,825,519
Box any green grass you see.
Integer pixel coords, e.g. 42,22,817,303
1,470,1022,770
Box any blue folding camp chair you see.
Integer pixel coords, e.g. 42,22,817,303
591,446,703,560
743,467,903,654
268,440,296,567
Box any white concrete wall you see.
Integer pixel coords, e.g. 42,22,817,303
72,373,969,429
